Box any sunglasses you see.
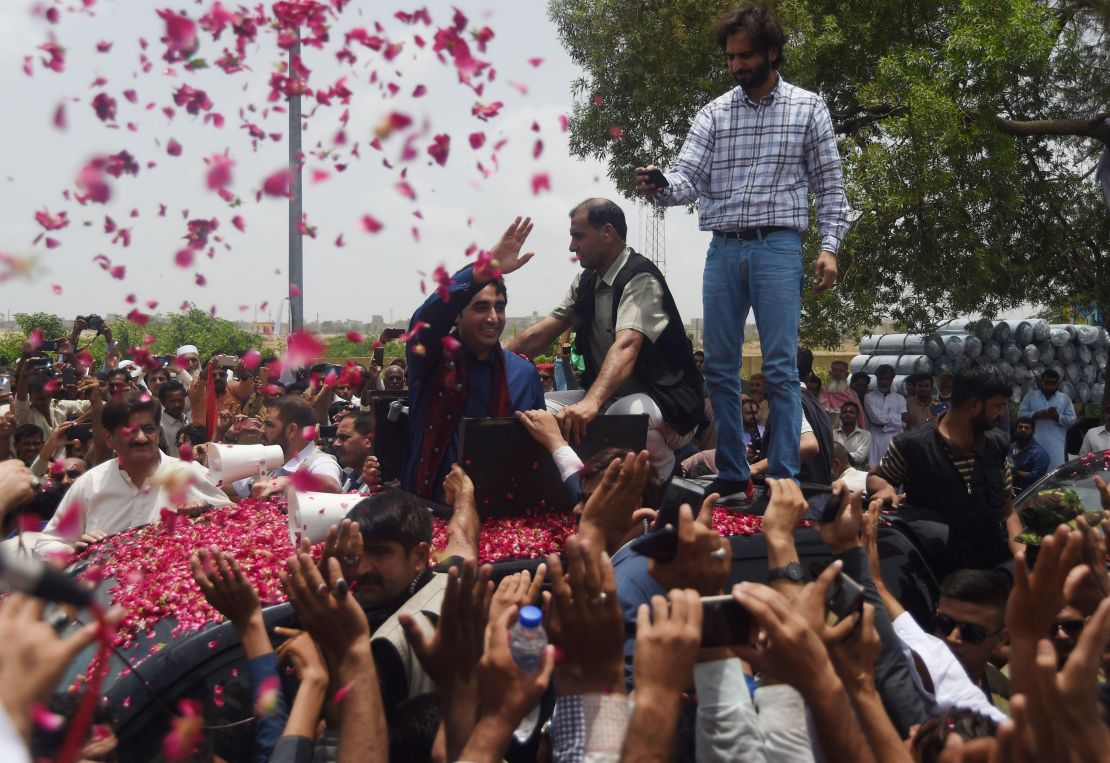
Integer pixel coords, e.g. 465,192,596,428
1052,619,1085,639
932,613,1003,645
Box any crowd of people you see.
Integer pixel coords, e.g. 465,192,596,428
1,2,1110,762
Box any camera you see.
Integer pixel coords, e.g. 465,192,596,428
38,339,60,352
80,314,104,332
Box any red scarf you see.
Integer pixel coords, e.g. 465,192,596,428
412,341,511,497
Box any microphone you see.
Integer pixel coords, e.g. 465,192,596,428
0,549,93,607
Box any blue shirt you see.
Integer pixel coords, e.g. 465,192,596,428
1018,390,1077,469
1010,439,1050,493
611,544,666,691
403,265,545,499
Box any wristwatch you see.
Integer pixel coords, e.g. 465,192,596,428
767,562,806,584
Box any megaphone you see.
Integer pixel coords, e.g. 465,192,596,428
287,491,365,546
208,443,284,485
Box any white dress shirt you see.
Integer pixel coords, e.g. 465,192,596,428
891,612,1007,724
1079,425,1110,457
160,409,191,451
694,658,816,763
231,443,343,498
35,453,232,557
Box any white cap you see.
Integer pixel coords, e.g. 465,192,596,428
117,360,142,379
176,344,199,358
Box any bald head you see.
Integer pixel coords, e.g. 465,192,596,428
569,198,627,242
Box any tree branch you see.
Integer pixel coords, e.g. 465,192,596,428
831,105,909,135
965,108,1110,143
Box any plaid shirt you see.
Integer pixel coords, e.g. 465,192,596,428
659,77,851,253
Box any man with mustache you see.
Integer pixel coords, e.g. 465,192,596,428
635,2,849,499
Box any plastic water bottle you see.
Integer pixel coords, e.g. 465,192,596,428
509,605,547,744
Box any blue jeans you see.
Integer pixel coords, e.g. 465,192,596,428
702,230,802,481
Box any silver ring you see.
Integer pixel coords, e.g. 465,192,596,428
710,547,728,561
29,475,41,489
315,582,329,597
589,592,609,607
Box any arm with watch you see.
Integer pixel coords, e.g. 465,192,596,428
817,489,928,736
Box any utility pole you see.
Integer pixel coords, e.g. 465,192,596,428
288,31,304,333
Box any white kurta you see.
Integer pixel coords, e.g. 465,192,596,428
864,390,907,468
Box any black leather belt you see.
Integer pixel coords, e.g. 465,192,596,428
712,226,792,240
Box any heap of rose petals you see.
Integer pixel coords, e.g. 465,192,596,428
71,499,773,652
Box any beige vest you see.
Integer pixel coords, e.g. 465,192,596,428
370,572,448,699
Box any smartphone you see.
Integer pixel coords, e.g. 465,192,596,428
70,423,93,440
318,425,338,439
629,525,679,562
61,367,77,386
657,477,706,530
373,347,385,367
381,327,405,341
803,484,844,524
213,355,238,369
700,595,754,648
39,339,60,352
810,562,866,623
645,168,668,188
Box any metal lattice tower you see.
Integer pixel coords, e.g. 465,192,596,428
639,203,666,275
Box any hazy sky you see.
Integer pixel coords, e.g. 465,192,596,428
0,0,710,328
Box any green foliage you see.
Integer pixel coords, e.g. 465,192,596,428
14,313,67,339
550,0,1110,347
322,336,407,362
0,308,264,367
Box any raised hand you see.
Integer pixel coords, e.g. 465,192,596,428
190,546,261,630
279,553,370,660
648,499,730,596
483,216,535,279
632,590,703,698
401,560,492,692
578,450,652,555
545,536,624,695
489,564,546,630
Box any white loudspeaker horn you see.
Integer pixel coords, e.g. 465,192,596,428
287,491,362,546
207,443,284,485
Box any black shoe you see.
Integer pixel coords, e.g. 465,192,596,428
704,478,752,502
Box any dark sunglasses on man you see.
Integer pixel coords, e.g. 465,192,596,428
932,613,1004,645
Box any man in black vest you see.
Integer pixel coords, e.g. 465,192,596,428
866,364,1022,579
508,198,705,479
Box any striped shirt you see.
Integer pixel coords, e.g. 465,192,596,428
658,77,851,253
875,427,1013,495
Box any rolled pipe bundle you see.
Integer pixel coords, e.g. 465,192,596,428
1074,325,1101,345
1002,342,1022,364
1077,382,1091,403
1013,321,1034,345
849,354,933,375
1022,344,1040,365
1037,342,1055,364
1082,364,1098,384
1049,326,1073,346
983,339,1001,361
1065,363,1080,385
1077,344,1093,365
1060,380,1077,401
944,335,966,359
964,335,983,358
970,318,993,341
858,333,946,359
992,321,1011,341
1058,342,1076,364
934,355,953,375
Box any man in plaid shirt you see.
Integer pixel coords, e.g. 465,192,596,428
636,2,850,499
